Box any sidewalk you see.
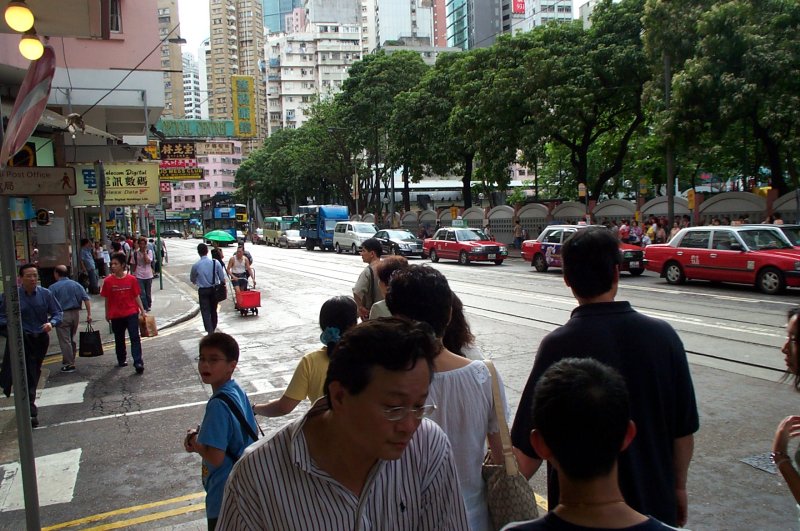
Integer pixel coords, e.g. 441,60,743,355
0,270,199,447
51,270,199,350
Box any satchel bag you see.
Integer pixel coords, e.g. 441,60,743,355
78,323,103,357
482,360,539,530
138,314,158,337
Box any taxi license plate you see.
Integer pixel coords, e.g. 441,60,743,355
629,261,640,268
488,253,496,259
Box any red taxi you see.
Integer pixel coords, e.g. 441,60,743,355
423,227,508,265
644,226,800,294
521,225,646,275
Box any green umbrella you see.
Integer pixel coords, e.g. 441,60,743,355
204,230,236,243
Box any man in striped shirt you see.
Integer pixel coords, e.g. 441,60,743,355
217,317,469,530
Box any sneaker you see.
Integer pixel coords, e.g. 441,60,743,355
117,361,128,367
31,417,39,428
135,364,144,374
60,365,76,373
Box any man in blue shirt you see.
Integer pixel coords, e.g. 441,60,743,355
80,238,99,294
0,263,63,427
190,243,226,335
49,265,92,373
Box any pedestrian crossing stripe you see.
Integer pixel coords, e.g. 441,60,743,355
0,449,81,512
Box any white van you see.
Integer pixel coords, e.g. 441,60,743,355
333,221,377,254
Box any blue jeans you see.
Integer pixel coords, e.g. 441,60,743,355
110,313,143,366
138,278,153,310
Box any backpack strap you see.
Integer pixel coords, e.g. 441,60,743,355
213,393,258,463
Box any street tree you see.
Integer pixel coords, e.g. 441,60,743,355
668,0,800,195
339,50,428,215
517,0,648,201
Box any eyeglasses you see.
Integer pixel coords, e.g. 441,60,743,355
381,404,436,422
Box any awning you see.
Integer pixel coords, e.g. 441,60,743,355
1,101,120,142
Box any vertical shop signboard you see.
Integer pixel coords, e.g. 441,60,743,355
232,75,257,138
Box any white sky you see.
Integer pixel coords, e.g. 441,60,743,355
176,0,582,58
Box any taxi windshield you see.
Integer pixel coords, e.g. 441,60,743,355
738,229,793,250
456,229,488,241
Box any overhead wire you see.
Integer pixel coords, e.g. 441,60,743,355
79,23,182,117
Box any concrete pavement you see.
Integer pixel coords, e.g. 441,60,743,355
0,268,199,460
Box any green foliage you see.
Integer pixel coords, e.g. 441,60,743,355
245,0,800,212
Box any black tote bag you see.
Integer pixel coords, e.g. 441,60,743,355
79,323,103,357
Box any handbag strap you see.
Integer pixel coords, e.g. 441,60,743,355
484,360,519,476
213,393,258,463
85,322,94,332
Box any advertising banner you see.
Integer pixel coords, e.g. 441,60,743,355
195,142,234,155
232,75,257,138
70,163,159,206
513,0,525,14
157,119,234,138
158,159,204,180
160,141,196,160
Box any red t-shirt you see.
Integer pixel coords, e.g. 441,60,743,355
100,273,141,319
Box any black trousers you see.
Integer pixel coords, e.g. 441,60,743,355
198,287,218,334
0,331,50,417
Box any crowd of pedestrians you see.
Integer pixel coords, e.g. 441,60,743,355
178,233,704,531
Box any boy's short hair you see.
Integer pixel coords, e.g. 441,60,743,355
324,317,437,404
199,332,240,362
531,357,630,480
562,227,620,299
361,238,383,256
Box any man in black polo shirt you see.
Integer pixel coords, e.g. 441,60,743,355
510,227,699,527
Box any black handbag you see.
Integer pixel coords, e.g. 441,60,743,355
213,261,228,302
78,323,103,357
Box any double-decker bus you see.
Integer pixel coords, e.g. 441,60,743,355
201,194,248,241
262,215,299,246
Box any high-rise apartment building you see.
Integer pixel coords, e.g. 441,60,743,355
520,0,573,31
170,141,243,210
378,0,432,45
182,53,204,119
158,0,184,118
264,0,304,33
429,0,448,46
206,0,267,142
445,0,502,50
266,22,362,133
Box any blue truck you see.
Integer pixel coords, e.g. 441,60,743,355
298,204,349,251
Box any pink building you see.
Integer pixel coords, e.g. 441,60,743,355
168,140,243,211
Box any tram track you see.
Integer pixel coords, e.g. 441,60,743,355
170,241,789,375
254,254,785,369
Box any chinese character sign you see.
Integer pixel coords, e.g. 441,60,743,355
69,163,159,206
195,142,234,155
232,75,257,138
160,141,196,160
158,159,204,180
513,0,525,14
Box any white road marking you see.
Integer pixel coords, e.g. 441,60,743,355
36,382,88,408
0,448,82,512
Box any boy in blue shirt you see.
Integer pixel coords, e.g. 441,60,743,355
184,332,258,531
